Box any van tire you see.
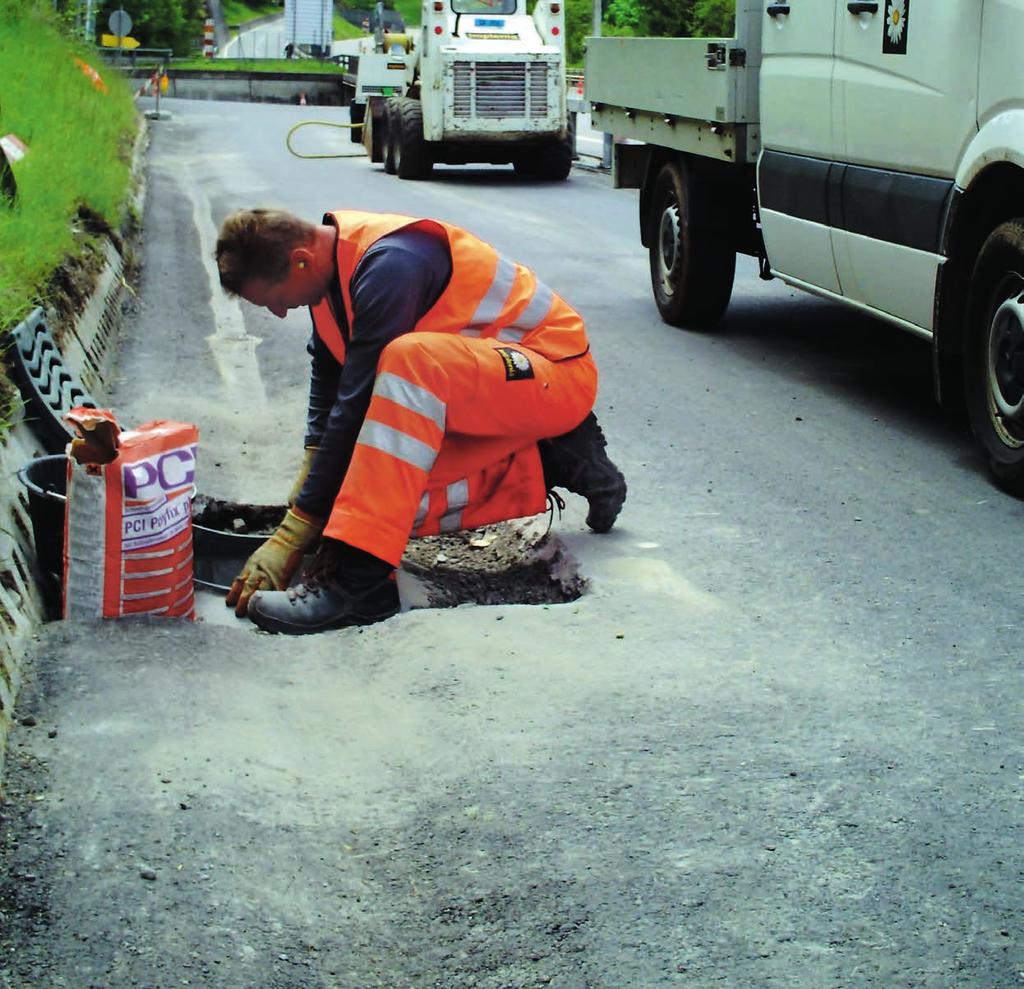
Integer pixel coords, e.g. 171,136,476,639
648,159,735,328
395,97,432,180
964,218,1024,495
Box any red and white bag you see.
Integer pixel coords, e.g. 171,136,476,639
63,409,198,620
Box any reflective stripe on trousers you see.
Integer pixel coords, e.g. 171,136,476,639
409,478,470,537
323,333,597,566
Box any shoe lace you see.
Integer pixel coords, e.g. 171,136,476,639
545,489,566,533
286,569,330,601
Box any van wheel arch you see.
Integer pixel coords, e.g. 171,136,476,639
935,163,1024,408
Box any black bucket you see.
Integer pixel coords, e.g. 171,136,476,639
16,455,284,598
16,454,67,590
191,498,284,593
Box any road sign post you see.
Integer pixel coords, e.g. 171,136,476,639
108,8,132,64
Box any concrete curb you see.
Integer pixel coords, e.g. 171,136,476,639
0,117,149,786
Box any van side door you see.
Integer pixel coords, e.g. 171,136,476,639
757,0,842,295
831,0,982,331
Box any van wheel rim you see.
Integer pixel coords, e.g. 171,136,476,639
988,288,1024,445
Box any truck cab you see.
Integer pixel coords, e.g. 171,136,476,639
356,0,570,179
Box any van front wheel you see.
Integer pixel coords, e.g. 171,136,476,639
964,219,1024,495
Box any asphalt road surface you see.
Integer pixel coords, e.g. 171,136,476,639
1,99,1021,989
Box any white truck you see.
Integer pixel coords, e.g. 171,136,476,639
586,0,1024,494
353,0,571,180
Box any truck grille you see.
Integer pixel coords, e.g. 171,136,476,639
452,62,549,119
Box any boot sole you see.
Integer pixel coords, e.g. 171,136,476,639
248,601,400,635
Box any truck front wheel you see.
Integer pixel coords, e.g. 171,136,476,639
394,97,432,180
964,219,1024,495
515,137,572,181
648,160,735,328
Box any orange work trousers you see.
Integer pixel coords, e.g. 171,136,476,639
323,333,597,566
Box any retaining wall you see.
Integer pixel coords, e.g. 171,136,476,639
133,70,349,106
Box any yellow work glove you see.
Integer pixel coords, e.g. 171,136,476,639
287,446,318,507
225,507,323,617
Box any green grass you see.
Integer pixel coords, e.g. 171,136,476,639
0,2,139,431
390,0,422,27
220,0,284,28
220,1,397,38
334,13,365,39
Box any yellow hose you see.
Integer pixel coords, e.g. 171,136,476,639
286,119,364,160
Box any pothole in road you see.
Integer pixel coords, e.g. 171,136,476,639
192,499,585,610
401,523,584,607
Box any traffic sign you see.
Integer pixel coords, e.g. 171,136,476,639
101,33,140,48
108,8,132,37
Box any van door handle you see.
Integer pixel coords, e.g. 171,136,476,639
847,1,879,12
766,3,791,15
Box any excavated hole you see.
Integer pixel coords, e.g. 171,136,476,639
192,498,284,535
191,498,584,608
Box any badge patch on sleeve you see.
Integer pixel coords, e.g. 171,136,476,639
496,347,535,381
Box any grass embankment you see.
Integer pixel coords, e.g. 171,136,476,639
0,2,139,432
172,0,447,72
220,0,282,25
391,0,422,27
220,0,366,42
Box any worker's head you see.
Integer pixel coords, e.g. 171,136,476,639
215,208,330,318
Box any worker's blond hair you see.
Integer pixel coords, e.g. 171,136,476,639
215,208,315,295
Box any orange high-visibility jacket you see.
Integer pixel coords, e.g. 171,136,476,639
310,210,590,364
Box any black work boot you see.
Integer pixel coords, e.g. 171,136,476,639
247,539,400,635
538,412,627,533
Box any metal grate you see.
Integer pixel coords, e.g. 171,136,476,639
8,307,96,453
452,61,549,118
527,62,548,115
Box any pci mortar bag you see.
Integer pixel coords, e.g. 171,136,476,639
63,409,199,620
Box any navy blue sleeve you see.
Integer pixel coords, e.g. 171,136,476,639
304,326,341,447
295,227,452,520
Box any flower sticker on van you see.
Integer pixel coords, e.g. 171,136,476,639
882,0,908,54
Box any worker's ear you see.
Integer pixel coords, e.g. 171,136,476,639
290,246,315,272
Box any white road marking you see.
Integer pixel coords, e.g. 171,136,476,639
179,162,269,402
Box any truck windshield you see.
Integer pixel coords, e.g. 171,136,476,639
451,0,517,13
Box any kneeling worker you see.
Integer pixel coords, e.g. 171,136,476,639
215,208,626,634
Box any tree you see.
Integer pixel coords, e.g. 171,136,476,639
605,0,647,32
564,0,591,66
644,0,690,36
689,0,734,36
562,0,736,67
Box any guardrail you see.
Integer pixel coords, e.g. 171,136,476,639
96,46,173,68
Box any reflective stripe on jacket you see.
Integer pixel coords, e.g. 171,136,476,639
309,210,589,365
